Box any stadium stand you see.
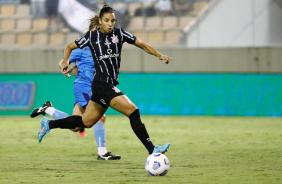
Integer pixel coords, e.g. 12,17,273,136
132,31,148,42
33,32,48,47
162,16,178,30
148,31,164,45
32,18,49,32
0,4,15,18
16,32,32,47
49,32,65,47
128,2,142,17
65,32,81,45
0,33,16,46
165,30,182,44
0,1,211,47
14,4,31,18
14,18,32,33
145,16,162,31
0,18,15,33
191,0,209,15
179,15,194,29
127,16,144,31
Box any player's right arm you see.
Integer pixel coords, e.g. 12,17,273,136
61,41,78,77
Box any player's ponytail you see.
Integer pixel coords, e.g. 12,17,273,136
89,15,99,30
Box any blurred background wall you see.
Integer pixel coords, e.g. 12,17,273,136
0,0,281,116
185,0,282,47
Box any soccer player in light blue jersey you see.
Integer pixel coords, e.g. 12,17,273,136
30,17,120,160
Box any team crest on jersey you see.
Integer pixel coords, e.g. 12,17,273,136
111,35,119,43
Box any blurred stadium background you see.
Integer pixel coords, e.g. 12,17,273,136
0,0,281,116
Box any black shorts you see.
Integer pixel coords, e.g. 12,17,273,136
91,80,124,109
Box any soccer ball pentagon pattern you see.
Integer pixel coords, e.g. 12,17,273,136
145,153,170,176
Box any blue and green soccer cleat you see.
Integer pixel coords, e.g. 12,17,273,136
153,143,170,154
38,117,50,142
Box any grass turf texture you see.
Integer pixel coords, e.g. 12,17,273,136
0,116,281,184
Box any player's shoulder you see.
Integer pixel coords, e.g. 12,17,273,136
114,27,127,34
114,27,121,32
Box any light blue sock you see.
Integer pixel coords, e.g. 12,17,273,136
52,110,69,120
94,122,106,147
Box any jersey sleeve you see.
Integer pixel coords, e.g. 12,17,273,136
120,28,136,44
75,31,91,49
69,48,82,64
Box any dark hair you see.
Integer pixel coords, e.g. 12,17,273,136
88,3,115,30
99,3,115,18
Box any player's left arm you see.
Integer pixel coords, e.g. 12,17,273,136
133,38,172,64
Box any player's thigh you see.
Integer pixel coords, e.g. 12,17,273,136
110,95,137,117
82,100,106,128
74,83,91,107
72,103,85,116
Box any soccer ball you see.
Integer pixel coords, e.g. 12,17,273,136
145,153,170,176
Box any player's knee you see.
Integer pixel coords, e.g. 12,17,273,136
128,106,138,116
84,122,93,128
98,115,106,124
82,119,95,128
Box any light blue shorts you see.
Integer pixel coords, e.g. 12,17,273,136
73,82,92,109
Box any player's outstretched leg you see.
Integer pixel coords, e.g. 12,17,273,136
38,117,50,142
152,143,170,154
97,152,121,160
30,101,53,118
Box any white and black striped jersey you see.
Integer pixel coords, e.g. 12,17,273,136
74,28,136,85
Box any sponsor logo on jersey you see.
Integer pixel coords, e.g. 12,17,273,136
111,35,119,43
107,49,112,54
100,99,106,105
99,53,120,61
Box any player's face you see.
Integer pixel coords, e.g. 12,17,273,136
99,13,116,34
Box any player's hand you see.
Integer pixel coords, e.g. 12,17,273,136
159,55,173,64
59,59,71,78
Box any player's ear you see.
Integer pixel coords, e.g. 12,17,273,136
99,18,102,25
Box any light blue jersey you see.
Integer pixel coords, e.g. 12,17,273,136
69,47,95,85
69,47,95,108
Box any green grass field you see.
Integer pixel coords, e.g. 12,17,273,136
0,116,281,184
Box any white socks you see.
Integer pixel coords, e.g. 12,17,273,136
98,147,107,156
45,107,56,116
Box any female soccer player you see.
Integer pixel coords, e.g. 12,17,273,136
32,17,120,160
38,4,172,154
